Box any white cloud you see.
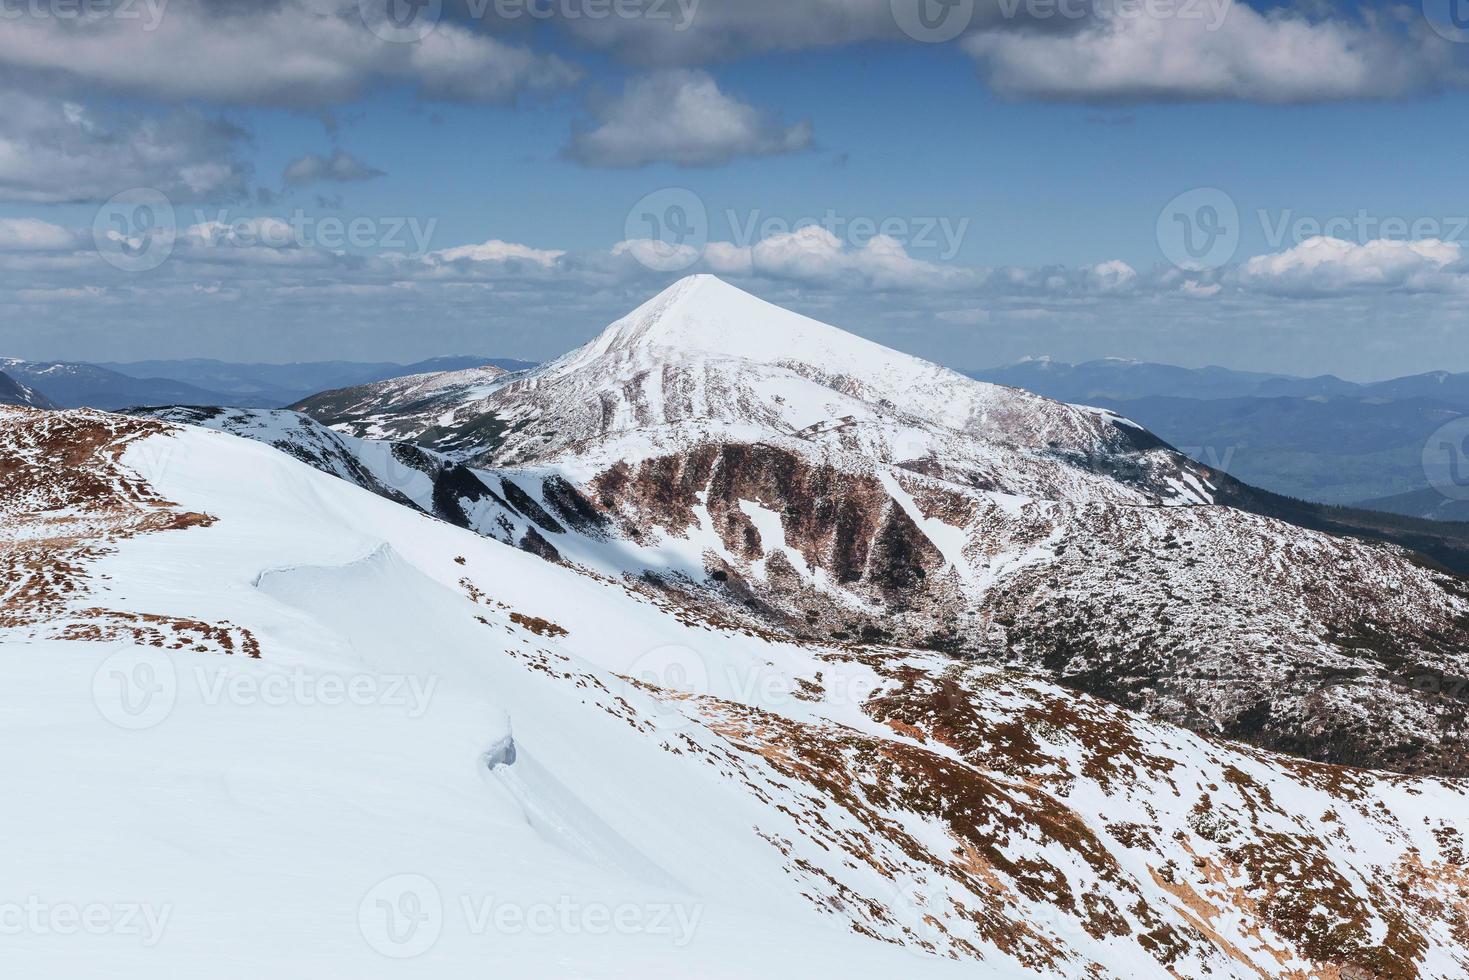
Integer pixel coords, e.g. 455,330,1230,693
283,150,384,187
0,0,579,107
749,227,974,289
566,70,812,168
1236,237,1466,296
614,226,980,290
1087,259,1139,293
1179,280,1222,298
0,218,75,251
428,240,566,267
0,94,251,204
964,5,1464,103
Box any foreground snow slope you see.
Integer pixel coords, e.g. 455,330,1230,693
4,406,1468,978
0,408,983,979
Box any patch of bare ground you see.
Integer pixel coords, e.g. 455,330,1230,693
509,611,569,638
0,407,260,658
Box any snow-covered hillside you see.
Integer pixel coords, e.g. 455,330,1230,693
4,404,1467,978
0,368,56,409
282,276,1469,779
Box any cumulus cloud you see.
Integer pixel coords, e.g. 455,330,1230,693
1235,237,1467,296
1087,259,1139,293
0,94,251,203
612,227,980,289
963,4,1465,103
428,239,566,268
0,218,76,251
565,71,812,168
0,0,579,107
283,150,385,187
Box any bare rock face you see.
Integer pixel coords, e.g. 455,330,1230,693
268,276,1469,777
592,443,947,602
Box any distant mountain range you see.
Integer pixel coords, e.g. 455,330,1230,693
968,358,1469,520
0,355,537,411
972,356,1469,407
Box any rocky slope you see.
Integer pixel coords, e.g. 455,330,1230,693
290,365,512,453
0,368,56,408
4,402,1467,978
274,277,1469,780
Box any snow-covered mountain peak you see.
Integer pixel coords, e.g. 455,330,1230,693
552,274,959,389
508,275,1146,466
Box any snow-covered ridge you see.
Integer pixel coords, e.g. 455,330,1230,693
4,403,1467,978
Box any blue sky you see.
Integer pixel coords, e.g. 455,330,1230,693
2,0,1469,378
